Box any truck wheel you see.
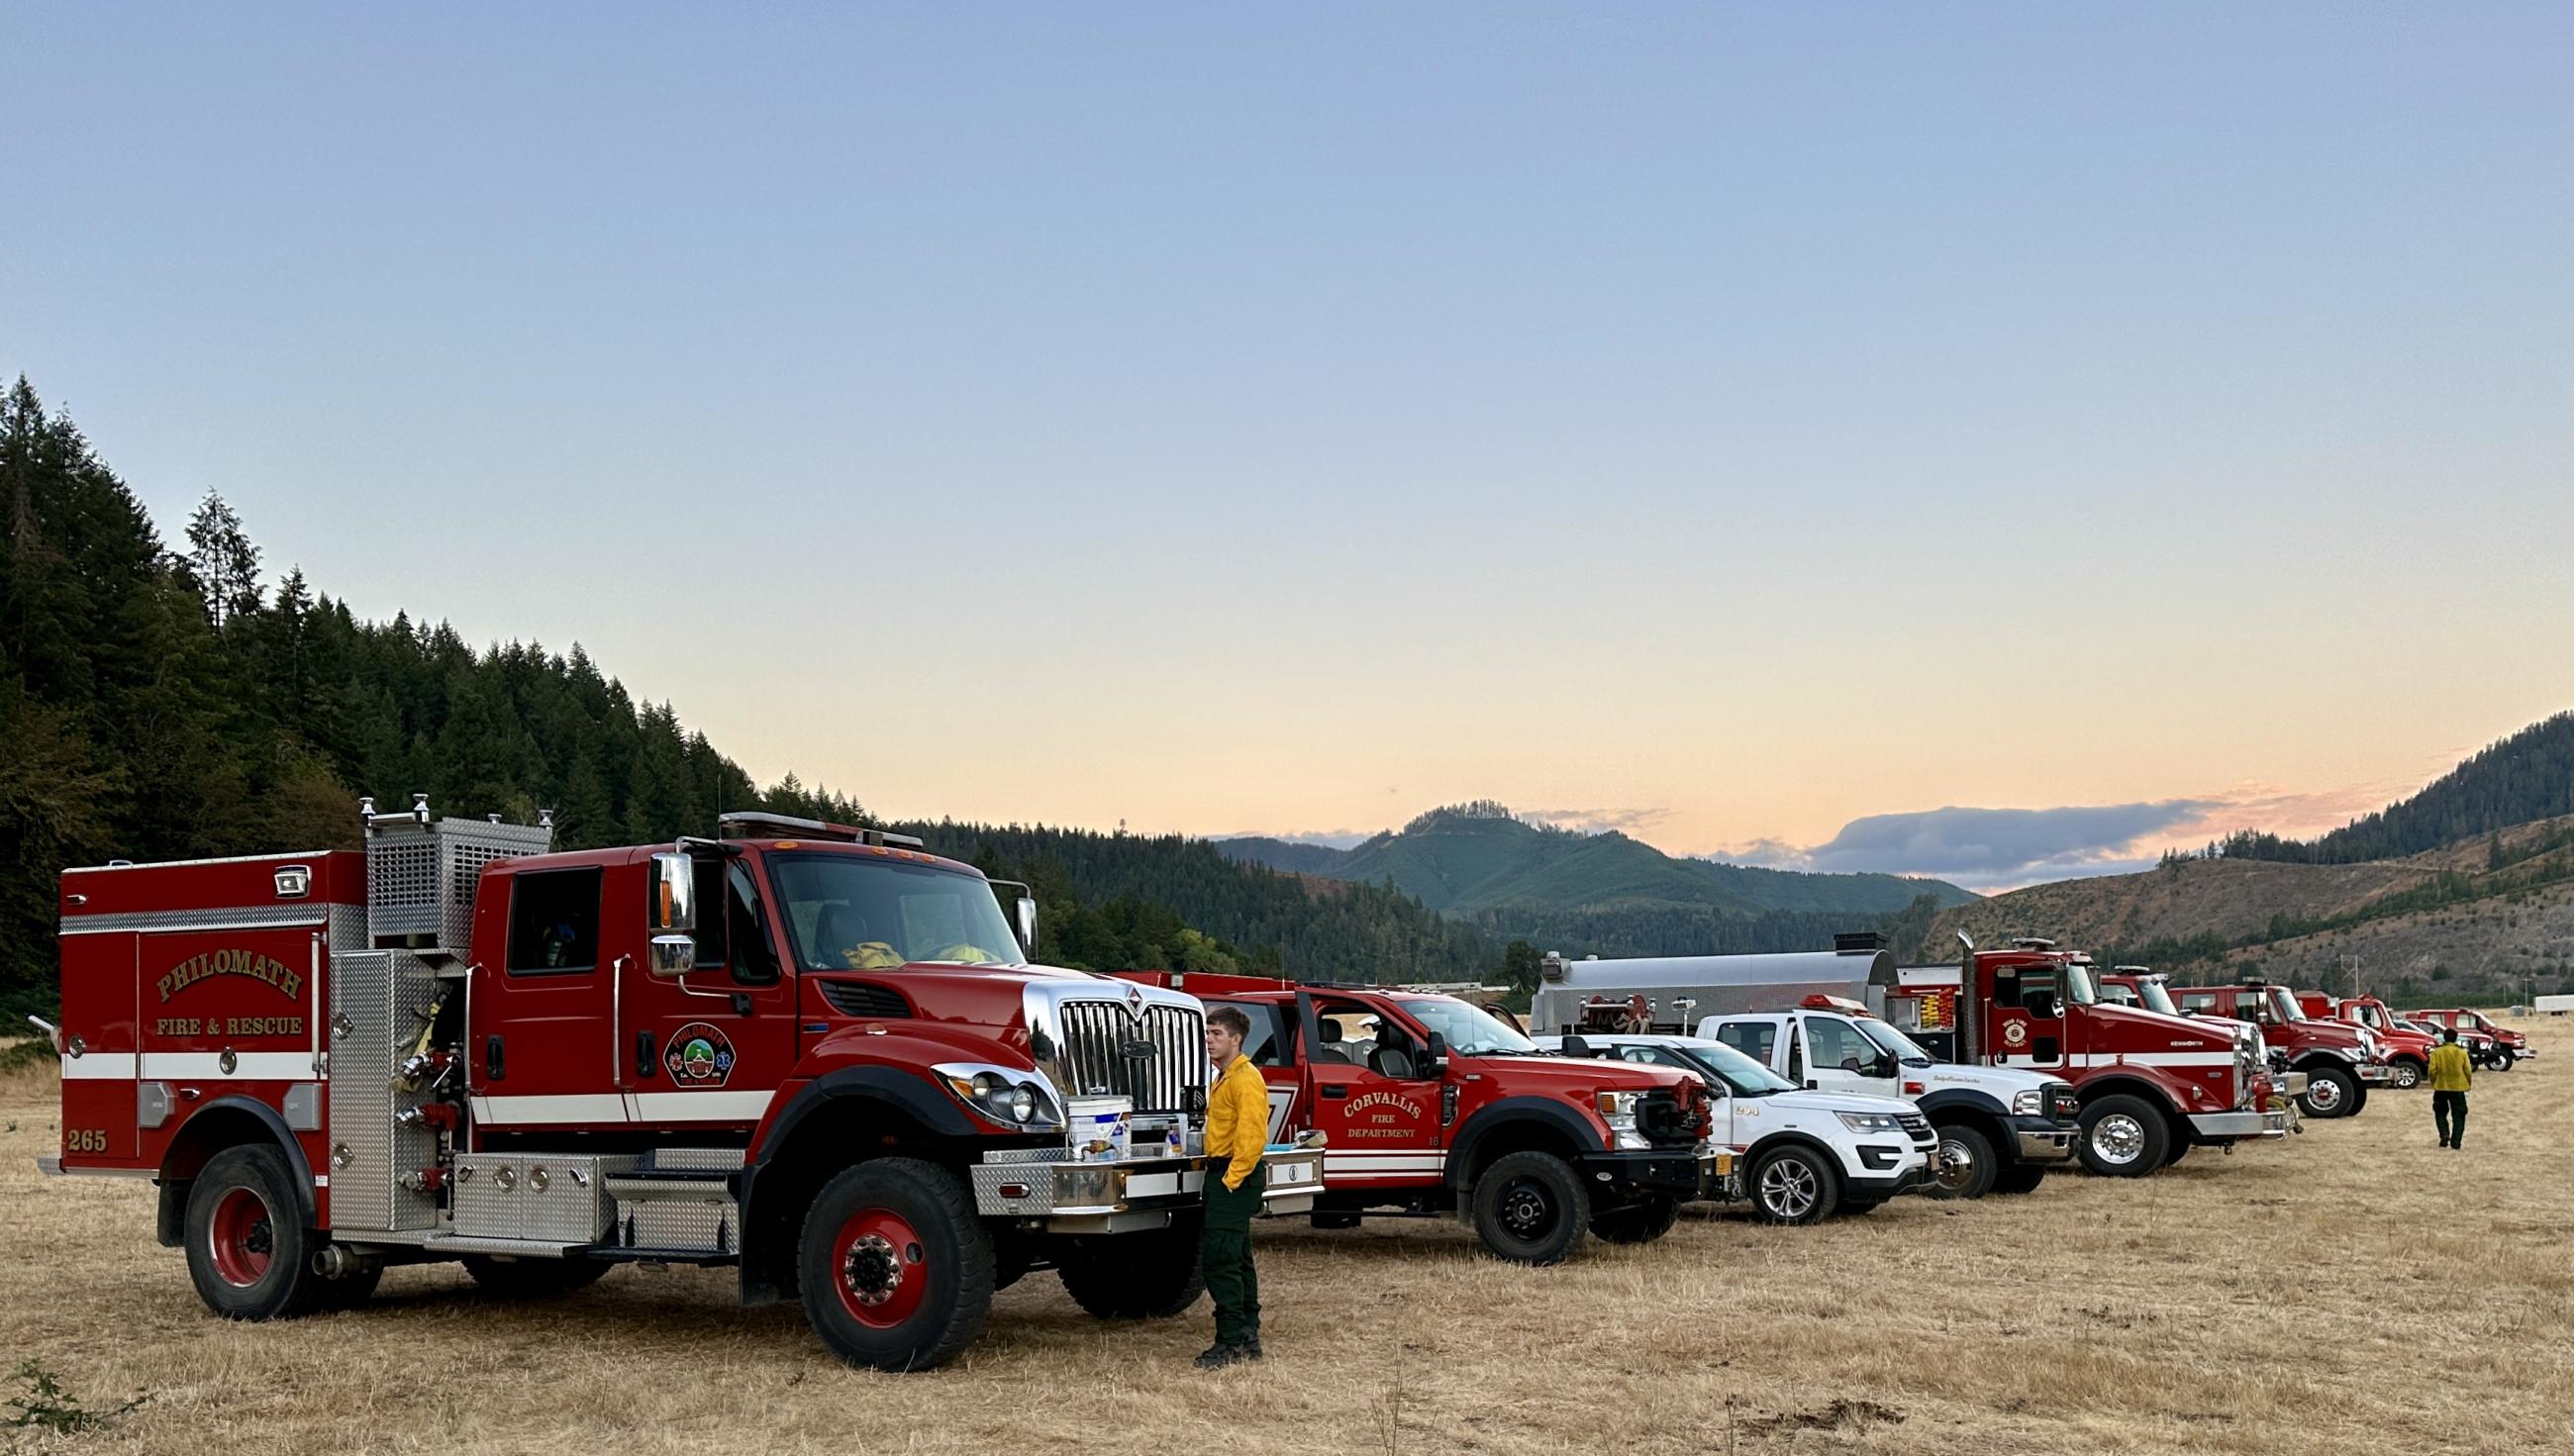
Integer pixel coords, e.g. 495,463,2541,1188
2299,1065,2359,1118
2348,1084,2369,1116
1927,1124,2000,1200
1747,1145,1838,1225
184,1144,325,1320
1057,1216,1206,1318
2075,1096,2169,1177
2161,1138,2192,1167
1588,1196,1680,1245
1470,1150,1592,1265
2389,1059,2424,1090
2492,1047,2517,1072
798,1157,994,1372
1990,1165,2046,1196
461,1255,613,1298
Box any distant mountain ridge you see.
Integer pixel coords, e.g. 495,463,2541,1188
1220,803,1978,918
2222,710,2574,864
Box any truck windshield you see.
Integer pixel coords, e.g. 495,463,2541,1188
2063,964,2099,1006
1852,1018,1936,1068
767,853,1026,971
1394,998,1538,1056
2266,988,2306,1022
2136,980,2181,1018
1672,1041,1800,1096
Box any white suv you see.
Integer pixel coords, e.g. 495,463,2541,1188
1535,1032,1932,1224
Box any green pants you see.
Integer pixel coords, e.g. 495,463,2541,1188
2433,1091,2468,1147
1204,1162,1263,1347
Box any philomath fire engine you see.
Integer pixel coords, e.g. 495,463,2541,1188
34,801,1318,1372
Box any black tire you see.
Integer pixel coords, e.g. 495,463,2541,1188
1927,1122,2000,1201
184,1144,325,1320
2076,1095,2170,1178
1588,1196,1681,1245
2389,1058,2425,1090
460,1256,612,1298
2299,1064,2359,1118
2161,1138,2192,1167
2348,1083,2369,1116
1469,1150,1592,1265
1057,1216,1206,1319
2492,1047,2517,1072
798,1157,994,1372
1990,1164,2047,1196
1747,1144,1840,1225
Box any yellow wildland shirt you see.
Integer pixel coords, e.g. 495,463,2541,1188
1206,1053,1268,1191
2428,1042,2474,1093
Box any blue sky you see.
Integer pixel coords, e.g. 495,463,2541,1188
7,5,2570,888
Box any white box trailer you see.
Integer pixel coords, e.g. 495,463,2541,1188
2536,994,2574,1017
1527,939,1901,1035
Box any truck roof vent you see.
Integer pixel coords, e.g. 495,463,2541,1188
716,811,925,850
817,980,914,1019
1833,931,1887,954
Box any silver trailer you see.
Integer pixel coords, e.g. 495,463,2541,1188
1528,938,1901,1035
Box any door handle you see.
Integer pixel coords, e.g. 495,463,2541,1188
636,1030,656,1080
485,1034,505,1082
1320,1085,1347,1099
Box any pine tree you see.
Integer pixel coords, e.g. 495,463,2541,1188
184,490,261,631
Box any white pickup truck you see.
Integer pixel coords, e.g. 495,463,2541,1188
1693,999,2080,1199
1535,1031,1932,1224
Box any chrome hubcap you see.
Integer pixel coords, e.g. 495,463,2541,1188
1932,1138,1977,1194
2092,1114,2146,1164
1759,1158,1819,1217
842,1233,902,1308
2308,1078,2344,1113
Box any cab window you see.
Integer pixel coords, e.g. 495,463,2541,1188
2180,993,2221,1015
506,868,601,975
1311,998,1419,1078
1714,1020,1777,1066
1804,1018,1882,1074
1219,1002,1294,1068
684,859,782,987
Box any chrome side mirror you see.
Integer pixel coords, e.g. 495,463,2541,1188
1016,895,1039,956
650,851,696,933
647,933,698,979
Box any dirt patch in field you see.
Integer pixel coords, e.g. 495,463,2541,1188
3,1019,2571,1455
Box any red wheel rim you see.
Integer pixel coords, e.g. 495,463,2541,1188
831,1209,930,1329
209,1186,275,1287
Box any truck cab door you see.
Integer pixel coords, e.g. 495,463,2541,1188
468,860,629,1128
1990,966,2065,1069
1295,992,1444,1189
1798,1015,1897,1097
1709,1017,1788,1081
620,854,797,1126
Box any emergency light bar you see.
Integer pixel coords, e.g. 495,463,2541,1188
1798,994,1872,1017
715,811,925,849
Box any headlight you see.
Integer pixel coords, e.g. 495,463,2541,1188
1595,1091,1649,1149
2012,1089,2044,1116
934,1062,1063,1129
1836,1112,1903,1133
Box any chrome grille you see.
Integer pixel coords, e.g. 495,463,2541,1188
1054,1000,1205,1114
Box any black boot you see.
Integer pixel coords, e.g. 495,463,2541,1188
1194,1343,1250,1370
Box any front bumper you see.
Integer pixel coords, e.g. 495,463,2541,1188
2277,1071,2310,1097
1847,1162,1932,1201
2358,1061,2396,1084
1578,1145,1735,1202
2186,1108,2291,1141
2007,1115,2078,1164
969,1147,1328,1232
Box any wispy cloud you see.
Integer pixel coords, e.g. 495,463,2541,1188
1704,780,2398,893
1518,807,1673,835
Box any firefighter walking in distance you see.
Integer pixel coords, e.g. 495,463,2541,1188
2429,1026,2474,1149
1197,1005,1266,1368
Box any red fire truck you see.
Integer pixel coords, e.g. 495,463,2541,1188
1888,936,2283,1177
35,803,1317,1372
1120,972,1725,1264
2166,979,2389,1117
2294,992,2434,1089
2406,1008,2528,1070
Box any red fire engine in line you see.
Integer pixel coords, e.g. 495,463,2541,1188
36,803,1318,1372
2406,1008,2529,1070
2165,979,2388,1118
2293,992,2435,1089
1887,935,2285,1177
1117,972,1725,1265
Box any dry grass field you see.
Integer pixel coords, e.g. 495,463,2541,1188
5,1021,2571,1456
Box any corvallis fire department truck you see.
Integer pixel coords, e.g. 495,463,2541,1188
1890,935,2284,1178
1120,972,1723,1265
37,802,1318,1372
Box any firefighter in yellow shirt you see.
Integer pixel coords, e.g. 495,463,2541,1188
2428,1026,2474,1150
1196,1006,1267,1368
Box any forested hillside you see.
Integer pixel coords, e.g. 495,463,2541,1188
2219,711,2574,864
